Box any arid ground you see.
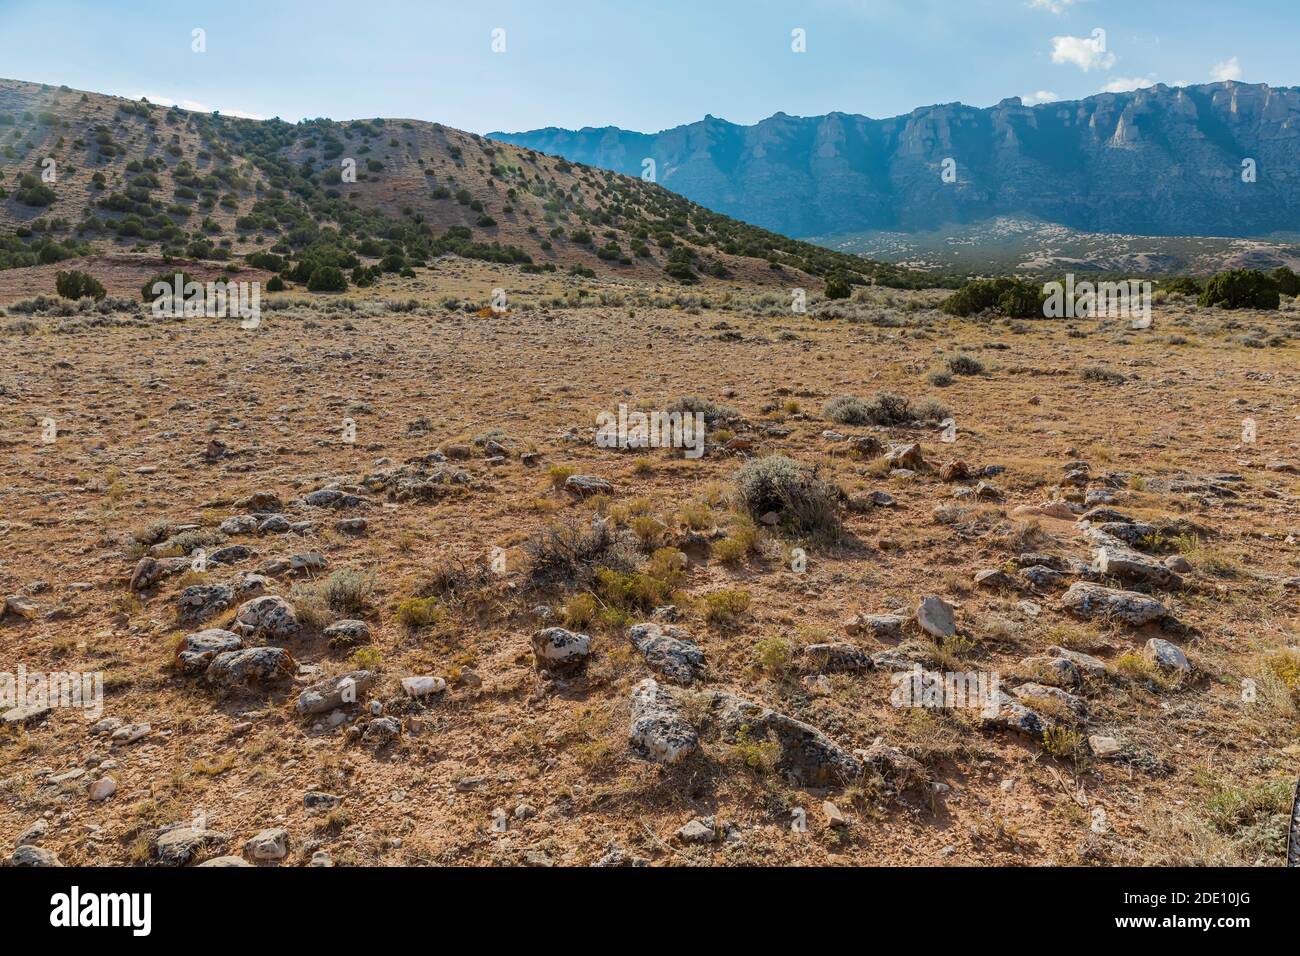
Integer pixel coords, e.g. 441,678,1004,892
1,259,1298,866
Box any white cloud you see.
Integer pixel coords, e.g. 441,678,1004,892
1029,0,1079,13
1023,90,1061,105
1210,57,1242,82
135,93,268,121
1051,32,1116,72
1099,76,1156,93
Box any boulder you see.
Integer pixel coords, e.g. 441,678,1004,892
627,622,705,683
177,584,234,623
155,824,231,866
531,627,592,671
1061,583,1167,626
564,475,613,497
1144,638,1191,673
628,678,698,764
916,596,956,639
700,690,861,787
233,595,299,640
296,670,375,716
244,827,289,861
176,628,243,675
205,646,296,689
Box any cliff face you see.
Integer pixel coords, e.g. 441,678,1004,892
492,83,1300,239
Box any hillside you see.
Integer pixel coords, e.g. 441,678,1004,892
0,78,927,295
492,82,1300,242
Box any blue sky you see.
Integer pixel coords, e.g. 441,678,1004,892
0,0,1292,132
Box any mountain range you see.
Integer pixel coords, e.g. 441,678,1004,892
492,82,1300,243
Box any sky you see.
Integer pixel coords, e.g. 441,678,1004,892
0,0,1293,133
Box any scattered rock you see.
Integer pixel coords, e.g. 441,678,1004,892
887,443,924,470
800,642,874,673
628,622,705,683
360,715,401,746
676,817,717,844
296,671,375,716
177,584,234,623
628,678,698,764
531,627,592,671
974,568,1016,590
176,628,243,675
401,675,446,699
916,596,956,639
700,690,861,787
233,595,300,640
245,827,289,861
7,845,62,867
844,613,905,640
1061,582,1168,626
564,475,613,497
205,646,296,689
1144,638,1191,673
155,824,231,866
1089,735,1123,758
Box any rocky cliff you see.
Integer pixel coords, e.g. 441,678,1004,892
492,83,1300,239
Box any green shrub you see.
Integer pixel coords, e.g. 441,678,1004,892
824,271,852,299
140,271,198,303
1198,269,1280,310
15,173,55,207
396,596,444,629
1270,266,1299,297
307,265,348,292
1162,276,1202,296
55,270,106,301
703,589,751,627
940,277,1044,318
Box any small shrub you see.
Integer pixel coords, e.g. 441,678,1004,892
703,589,751,627
755,635,793,674
350,646,383,670
734,456,841,540
307,266,348,293
1081,364,1126,384
731,725,780,772
55,270,106,302
945,353,985,376
824,272,852,300
1162,276,1202,296
563,593,598,629
524,517,640,590
324,568,373,615
396,596,444,629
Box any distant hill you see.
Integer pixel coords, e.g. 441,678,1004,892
807,217,1300,277
0,77,927,294
492,82,1300,243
